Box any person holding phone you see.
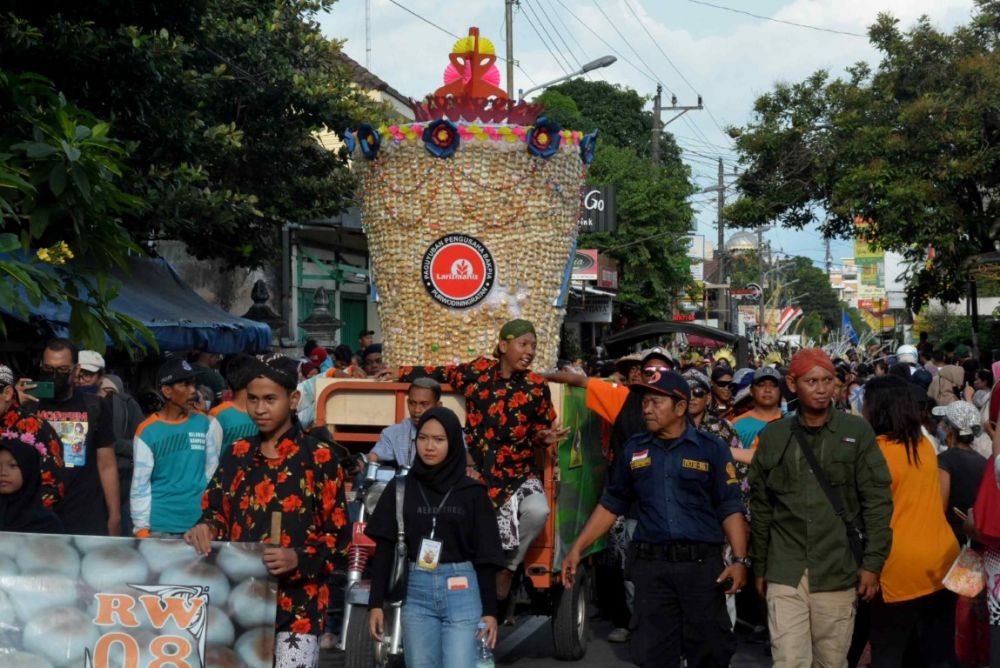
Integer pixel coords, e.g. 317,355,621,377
20,338,120,536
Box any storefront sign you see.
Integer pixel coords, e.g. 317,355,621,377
597,254,618,290
0,533,277,668
565,293,613,323
421,234,496,309
577,186,617,233
571,249,599,281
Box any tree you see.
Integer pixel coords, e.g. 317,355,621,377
537,82,697,322
2,0,381,269
0,70,153,353
726,0,1000,310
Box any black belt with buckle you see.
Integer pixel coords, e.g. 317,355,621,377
633,541,716,562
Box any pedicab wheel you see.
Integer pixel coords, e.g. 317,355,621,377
552,563,590,660
345,606,377,668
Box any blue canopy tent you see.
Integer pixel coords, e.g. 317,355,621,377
3,255,272,354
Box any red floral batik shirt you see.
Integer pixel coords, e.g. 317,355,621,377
2,408,65,510
200,425,349,635
400,357,556,509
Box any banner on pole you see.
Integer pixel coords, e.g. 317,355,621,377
0,533,277,668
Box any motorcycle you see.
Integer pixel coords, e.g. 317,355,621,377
341,458,407,668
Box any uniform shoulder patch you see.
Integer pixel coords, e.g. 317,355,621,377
630,449,651,470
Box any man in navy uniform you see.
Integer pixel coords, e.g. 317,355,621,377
561,369,748,667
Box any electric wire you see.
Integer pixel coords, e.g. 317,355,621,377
549,0,659,85
385,0,538,85
520,0,576,75
623,0,729,137
685,0,867,38
525,0,588,75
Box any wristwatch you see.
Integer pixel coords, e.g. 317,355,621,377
731,556,751,568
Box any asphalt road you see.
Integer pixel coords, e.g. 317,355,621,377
320,616,773,667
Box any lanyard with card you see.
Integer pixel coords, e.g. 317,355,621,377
415,483,453,571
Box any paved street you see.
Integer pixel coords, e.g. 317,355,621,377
320,616,772,667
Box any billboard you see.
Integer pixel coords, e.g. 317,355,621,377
0,533,277,668
853,217,885,290
687,234,706,282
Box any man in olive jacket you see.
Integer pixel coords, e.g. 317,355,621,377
748,348,892,667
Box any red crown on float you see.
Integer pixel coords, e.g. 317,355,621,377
406,27,543,125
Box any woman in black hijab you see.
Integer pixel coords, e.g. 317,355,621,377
366,407,504,667
0,435,63,533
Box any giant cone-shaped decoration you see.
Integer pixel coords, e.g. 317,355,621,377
350,27,593,368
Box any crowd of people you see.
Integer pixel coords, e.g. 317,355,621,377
2,323,1000,667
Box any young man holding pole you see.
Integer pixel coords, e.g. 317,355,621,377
185,354,350,668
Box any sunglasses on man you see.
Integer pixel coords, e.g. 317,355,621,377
691,387,708,398
713,379,732,388
642,366,672,377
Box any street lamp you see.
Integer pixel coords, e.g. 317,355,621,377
517,55,617,101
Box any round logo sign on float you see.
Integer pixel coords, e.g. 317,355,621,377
422,234,496,309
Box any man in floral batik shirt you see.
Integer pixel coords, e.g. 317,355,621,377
186,355,349,668
0,364,64,512
386,319,568,599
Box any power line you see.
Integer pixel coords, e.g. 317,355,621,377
623,0,730,137
385,0,538,86
591,0,674,95
541,0,591,64
520,0,575,75
525,0,587,74
549,0,658,85
685,0,867,38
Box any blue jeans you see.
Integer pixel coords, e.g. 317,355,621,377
402,561,482,668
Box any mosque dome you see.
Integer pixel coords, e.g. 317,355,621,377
725,231,759,252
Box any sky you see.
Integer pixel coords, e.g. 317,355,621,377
316,0,976,270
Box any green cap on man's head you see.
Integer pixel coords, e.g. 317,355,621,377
499,319,536,341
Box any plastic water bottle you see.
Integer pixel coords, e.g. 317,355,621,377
475,621,494,668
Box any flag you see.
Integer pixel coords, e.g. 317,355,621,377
842,311,859,344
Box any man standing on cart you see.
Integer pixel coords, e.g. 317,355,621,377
382,319,569,600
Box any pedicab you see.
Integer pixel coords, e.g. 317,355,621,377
323,25,607,664
314,377,608,665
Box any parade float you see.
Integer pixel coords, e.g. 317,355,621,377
344,27,596,369
328,29,606,665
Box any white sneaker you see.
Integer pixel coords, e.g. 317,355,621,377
607,627,629,643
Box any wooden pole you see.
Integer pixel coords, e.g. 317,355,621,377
270,512,282,546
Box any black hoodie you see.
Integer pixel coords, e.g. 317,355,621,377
366,408,504,614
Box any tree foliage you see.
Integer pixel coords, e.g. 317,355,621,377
2,0,381,269
726,0,1000,310
0,70,154,353
538,81,697,322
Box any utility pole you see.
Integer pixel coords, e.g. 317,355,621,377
717,157,729,332
651,84,662,165
505,0,515,98
825,237,832,278
365,0,372,69
758,228,766,331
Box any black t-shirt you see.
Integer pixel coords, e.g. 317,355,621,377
34,392,115,535
938,447,988,542
365,477,504,614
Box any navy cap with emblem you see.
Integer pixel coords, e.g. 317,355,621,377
630,369,691,402
157,359,197,386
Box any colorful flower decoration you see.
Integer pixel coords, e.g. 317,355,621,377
0,430,46,457
357,124,381,160
580,130,598,165
343,130,356,154
527,116,561,159
422,119,461,158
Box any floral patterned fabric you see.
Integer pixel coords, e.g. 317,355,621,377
2,408,65,510
200,425,349,635
697,413,749,516
400,357,556,509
